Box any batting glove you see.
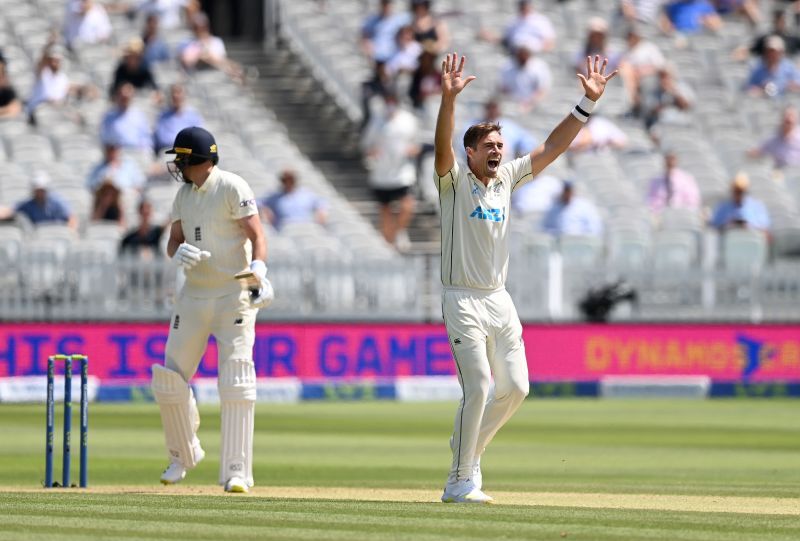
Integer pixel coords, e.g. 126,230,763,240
173,242,211,270
248,260,274,309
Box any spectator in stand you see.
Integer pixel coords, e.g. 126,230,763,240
711,173,770,232
136,0,199,31
120,197,165,258
569,116,629,152
100,83,152,152
361,0,411,63
618,26,666,115
141,13,171,67
511,174,563,215
620,0,668,25
711,0,760,27
646,151,701,212
460,99,537,163
500,0,556,53
87,143,147,192
408,46,442,110
574,17,620,73
361,91,419,251
0,57,22,119
14,171,77,229
746,10,800,58
26,44,93,126
498,37,552,112
361,60,393,128
90,179,125,226
748,106,800,168
179,12,244,82
259,169,328,231
154,84,203,153
660,0,722,35
409,0,450,54
542,181,603,238
386,25,423,76
63,0,112,50
111,38,159,97
745,35,800,97
641,65,695,130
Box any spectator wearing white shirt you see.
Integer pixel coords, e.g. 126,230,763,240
179,12,244,82
26,45,93,126
137,0,196,30
63,0,112,50
511,173,563,215
361,91,420,250
574,18,621,73
569,116,628,153
386,25,422,75
498,38,552,112
619,26,666,114
542,181,603,238
87,143,147,192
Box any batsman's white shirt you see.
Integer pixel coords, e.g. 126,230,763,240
171,166,258,298
435,155,533,290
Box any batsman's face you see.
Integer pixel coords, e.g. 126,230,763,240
468,131,504,179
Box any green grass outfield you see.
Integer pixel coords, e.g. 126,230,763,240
1,400,798,540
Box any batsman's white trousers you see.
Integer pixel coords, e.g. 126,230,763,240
165,289,257,379
442,287,529,481
162,289,258,485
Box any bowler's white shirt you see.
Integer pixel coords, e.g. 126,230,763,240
435,155,533,290
171,166,258,298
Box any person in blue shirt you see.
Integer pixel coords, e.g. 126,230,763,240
361,0,411,62
14,171,76,228
154,84,204,153
745,35,800,97
259,169,328,231
662,0,722,34
711,173,770,231
542,180,603,237
100,82,152,152
459,99,537,163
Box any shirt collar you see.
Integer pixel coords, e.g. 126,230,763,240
193,166,220,193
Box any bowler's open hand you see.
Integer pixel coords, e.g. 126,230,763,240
577,55,618,101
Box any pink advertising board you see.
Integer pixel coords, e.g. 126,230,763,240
0,323,798,382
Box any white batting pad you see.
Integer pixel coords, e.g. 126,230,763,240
218,358,256,486
151,365,204,469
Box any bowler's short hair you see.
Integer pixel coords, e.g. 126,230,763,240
463,122,502,150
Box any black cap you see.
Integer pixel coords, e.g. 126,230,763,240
166,126,218,162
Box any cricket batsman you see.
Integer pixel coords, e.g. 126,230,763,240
152,126,274,493
434,53,616,503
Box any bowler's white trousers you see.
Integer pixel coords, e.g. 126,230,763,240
442,287,529,481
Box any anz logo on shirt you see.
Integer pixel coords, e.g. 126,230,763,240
469,206,505,222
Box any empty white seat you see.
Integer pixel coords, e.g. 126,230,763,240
722,229,768,273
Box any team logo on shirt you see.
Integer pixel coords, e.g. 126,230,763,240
471,183,480,195
469,206,505,222
239,199,256,208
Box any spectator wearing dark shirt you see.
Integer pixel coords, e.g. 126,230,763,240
120,198,164,258
750,9,800,56
15,171,76,228
111,38,158,97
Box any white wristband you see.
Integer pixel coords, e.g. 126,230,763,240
571,95,596,123
249,259,267,278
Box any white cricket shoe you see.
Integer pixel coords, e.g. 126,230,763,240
441,479,494,504
224,476,249,493
160,448,205,485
